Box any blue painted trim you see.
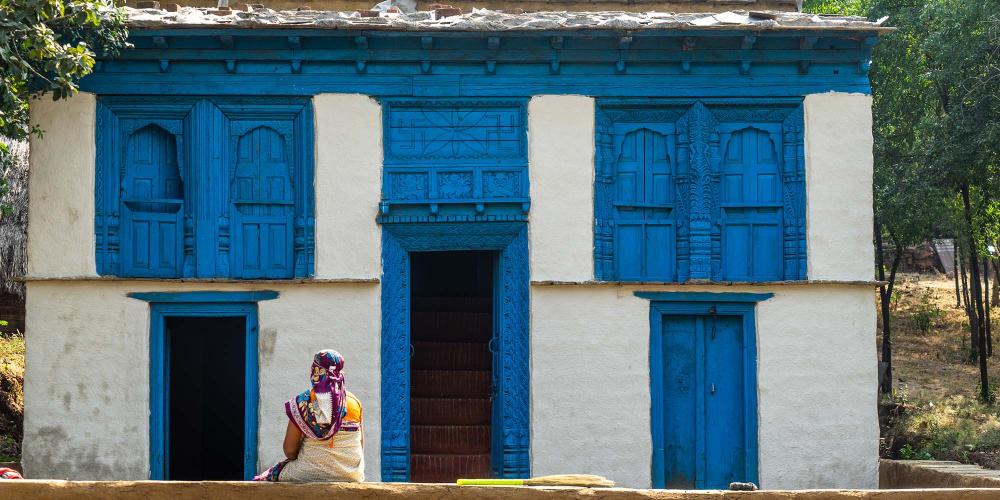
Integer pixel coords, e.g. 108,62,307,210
95,97,315,280
81,30,875,97
646,294,764,489
635,291,774,302
129,291,279,302
380,221,530,481
148,301,261,480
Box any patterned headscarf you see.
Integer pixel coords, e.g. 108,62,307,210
284,350,348,440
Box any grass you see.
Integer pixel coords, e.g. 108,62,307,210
0,330,24,462
881,272,1000,468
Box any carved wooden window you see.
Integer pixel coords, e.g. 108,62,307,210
120,125,185,277
95,98,314,279
380,99,529,223
611,126,676,281
596,101,806,282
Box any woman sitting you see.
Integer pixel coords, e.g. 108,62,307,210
255,350,364,482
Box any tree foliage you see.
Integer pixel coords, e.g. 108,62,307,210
805,0,1000,400
0,0,127,210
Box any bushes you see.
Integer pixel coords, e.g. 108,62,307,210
0,330,23,461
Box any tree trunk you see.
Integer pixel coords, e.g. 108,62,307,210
960,245,977,356
875,218,899,395
955,243,962,308
961,184,990,402
984,256,992,356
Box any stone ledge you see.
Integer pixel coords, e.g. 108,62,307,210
3,482,1000,500
880,459,1000,489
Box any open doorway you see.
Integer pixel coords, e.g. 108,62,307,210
409,251,494,483
165,316,246,481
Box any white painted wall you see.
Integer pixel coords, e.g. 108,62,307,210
313,94,382,280
804,92,875,282
530,284,879,490
528,96,595,282
23,281,382,481
27,93,98,278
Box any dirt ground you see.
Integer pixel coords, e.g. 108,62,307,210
883,272,1000,400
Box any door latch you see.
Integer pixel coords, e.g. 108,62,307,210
710,383,716,395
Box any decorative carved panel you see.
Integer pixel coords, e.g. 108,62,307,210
595,100,806,282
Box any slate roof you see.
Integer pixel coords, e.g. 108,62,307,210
125,6,889,33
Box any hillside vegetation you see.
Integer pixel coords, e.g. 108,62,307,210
882,274,1000,468
0,331,23,462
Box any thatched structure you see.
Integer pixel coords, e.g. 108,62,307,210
0,138,27,298
0,138,28,335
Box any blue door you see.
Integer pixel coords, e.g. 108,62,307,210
659,313,752,489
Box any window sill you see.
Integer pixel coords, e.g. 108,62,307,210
20,275,380,284
530,279,886,287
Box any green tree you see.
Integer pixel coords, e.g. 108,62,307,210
0,0,128,168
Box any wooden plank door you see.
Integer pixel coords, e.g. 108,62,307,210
660,313,747,489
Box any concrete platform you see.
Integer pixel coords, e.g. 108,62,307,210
880,459,1000,489
2,481,1000,500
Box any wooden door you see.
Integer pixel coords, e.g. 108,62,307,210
660,314,748,489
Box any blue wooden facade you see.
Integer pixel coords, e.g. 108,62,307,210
82,22,876,485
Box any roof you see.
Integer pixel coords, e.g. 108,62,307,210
125,7,889,33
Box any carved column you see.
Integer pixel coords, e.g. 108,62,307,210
498,226,531,477
380,230,411,481
594,116,616,280
782,105,807,279
677,102,717,281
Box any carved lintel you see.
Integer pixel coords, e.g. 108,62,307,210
159,59,170,72
485,60,496,74
487,36,500,51
219,35,234,49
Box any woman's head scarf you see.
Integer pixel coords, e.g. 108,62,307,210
284,350,348,440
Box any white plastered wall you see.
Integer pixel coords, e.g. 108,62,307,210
313,94,382,280
23,93,385,480
528,95,595,282
27,93,98,278
804,92,875,281
23,281,382,480
530,284,878,489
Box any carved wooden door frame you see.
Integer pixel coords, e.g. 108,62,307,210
379,221,530,481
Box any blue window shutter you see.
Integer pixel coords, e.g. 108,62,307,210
612,126,676,281
120,124,185,277
718,126,784,281
594,101,807,282
230,125,295,279
95,97,315,280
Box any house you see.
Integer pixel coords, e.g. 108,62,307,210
21,2,885,489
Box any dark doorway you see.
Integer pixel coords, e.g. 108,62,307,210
409,251,494,483
166,316,246,481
